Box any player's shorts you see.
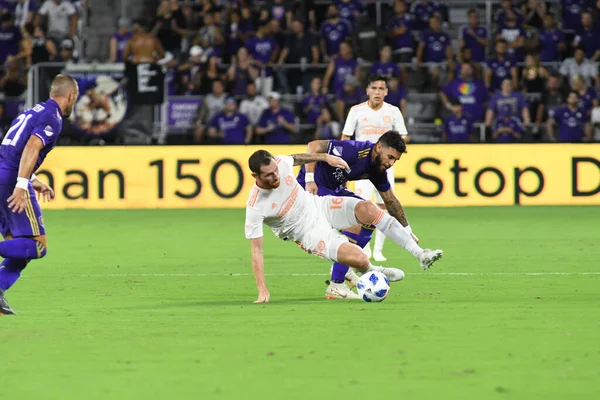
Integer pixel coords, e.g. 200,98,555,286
295,195,362,262
354,166,394,204
0,182,45,237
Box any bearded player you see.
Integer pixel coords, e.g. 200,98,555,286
342,73,413,263
0,74,79,315
245,149,443,303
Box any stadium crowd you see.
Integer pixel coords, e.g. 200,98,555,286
1,0,600,144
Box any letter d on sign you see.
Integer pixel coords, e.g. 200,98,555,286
572,157,600,197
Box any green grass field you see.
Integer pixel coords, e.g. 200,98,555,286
1,207,599,399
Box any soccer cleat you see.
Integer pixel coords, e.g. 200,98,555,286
419,249,444,270
373,250,387,262
325,282,361,300
345,268,360,288
378,266,405,282
363,244,372,259
0,289,17,315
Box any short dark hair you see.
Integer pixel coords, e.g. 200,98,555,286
248,150,275,174
496,38,507,45
377,131,407,154
467,9,477,16
367,73,388,87
568,90,580,98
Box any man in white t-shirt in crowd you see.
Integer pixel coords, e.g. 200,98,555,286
36,0,78,44
239,81,269,141
245,149,443,303
341,73,411,262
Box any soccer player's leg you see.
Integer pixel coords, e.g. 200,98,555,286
352,180,375,258
372,167,395,262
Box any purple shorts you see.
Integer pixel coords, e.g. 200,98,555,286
0,182,45,237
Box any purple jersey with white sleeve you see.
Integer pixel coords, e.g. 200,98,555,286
539,29,565,62
370,61,401,78
420,31,450,62
297,140,390,197
0,99,63,180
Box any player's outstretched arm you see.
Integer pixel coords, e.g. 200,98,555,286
8,136,43,214
304,140,331,194
290,153,349,171
250,237,270,303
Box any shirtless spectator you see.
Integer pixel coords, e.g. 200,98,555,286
123,19,165,64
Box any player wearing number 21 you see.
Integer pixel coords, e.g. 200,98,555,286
0,74,79,315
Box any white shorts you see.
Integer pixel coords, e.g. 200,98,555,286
354,166,395,204
295,195,362,262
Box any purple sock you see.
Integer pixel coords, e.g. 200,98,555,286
0,238,46,260
358,225,375,248
0,259,27,291
331,227,376,283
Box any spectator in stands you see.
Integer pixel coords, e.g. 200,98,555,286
520,0,546,29
547,90,592,142
301,76,328,125
370,46,401,80
320,5,352,62
492,108,523,142
57,37,76,62
0,13,25,66
278,19,319,94
109,18,133,63
387,1,413,64
591,100,600,140
256,91,295,144
571,74,598,116
208,97,252,144
226,11,244,61
486,79,531,128
442,102,474,142
323,41,359,97
268,0,292,30
336,0,363,28
239,5,254,38
194,79,227,143
159,51,179,96
14,0,38,28
198,55,226,95
416,14,453,87
457,46,482,80
336,75,366,120
269,18,286,55
245,20,278,95
496,9,526,62
24,22,56,65
314,107,341,140
353,13,382,63
441,63,488,122
239,81,269,128
152,0,187,60
227,47,259,96
485,39,518,92
573,11,600,61
561,0,592,33
521,54,548,118
36,0,77,44
559,47,599,87
0,58,25,96
535,74,566,127
179,45,204,94
537,12,566,63
494,0,524,28
458,9,489,64
123,19,165,64
411,0,445,31
385,76,407,116
0,101,9,137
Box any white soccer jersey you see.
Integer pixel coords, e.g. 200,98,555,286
245,156,318,241
342,101,407,142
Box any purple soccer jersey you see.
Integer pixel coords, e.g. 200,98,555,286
320,20,352,56
488,92,527,119
0,99,63,237
386,14,413,51
385,86,407,109
458,25,488,62
257,107,295,144
296,140,391,195
209,112,250,144
0,25,22,64
575,27,600,59
369,61,401,78
112,31,133,62
561,0,593,31
550,106,587,142
486,56,516,92
539,29,565,62
302,94,329,124
332,57,358,94
244,36,277,64
443,114,473,142
493,116,523,142
443,79,488,121
420,31,450,62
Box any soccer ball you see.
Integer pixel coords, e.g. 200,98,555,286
357,271,390,302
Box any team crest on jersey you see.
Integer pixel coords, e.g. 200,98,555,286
383,115,392,124
38,216,44,227
333,146,343,156
272,203,277,209
317,240,326,251
43,125,54,136
362,117,368,122
285,175,293,185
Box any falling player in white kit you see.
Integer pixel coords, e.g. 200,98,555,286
342,73,413,262
245,150,443,303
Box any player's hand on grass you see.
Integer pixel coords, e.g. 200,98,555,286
325,154,350,172
7,187,28,214
254,290,270,304
32,179,55,202
306,182,318,195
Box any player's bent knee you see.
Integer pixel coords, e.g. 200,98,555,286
354,201,379,225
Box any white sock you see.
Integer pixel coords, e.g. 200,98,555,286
374,228,386,253
373,212,423,258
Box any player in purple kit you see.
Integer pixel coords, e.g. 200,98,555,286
485,39,518,92
0,74,78,315
296,131,442,299
458,9,489,63
537,13,566,62
547,91,592,142
369,46,401,78
442,102,474,143
208,97,252,144
319,5,352,60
